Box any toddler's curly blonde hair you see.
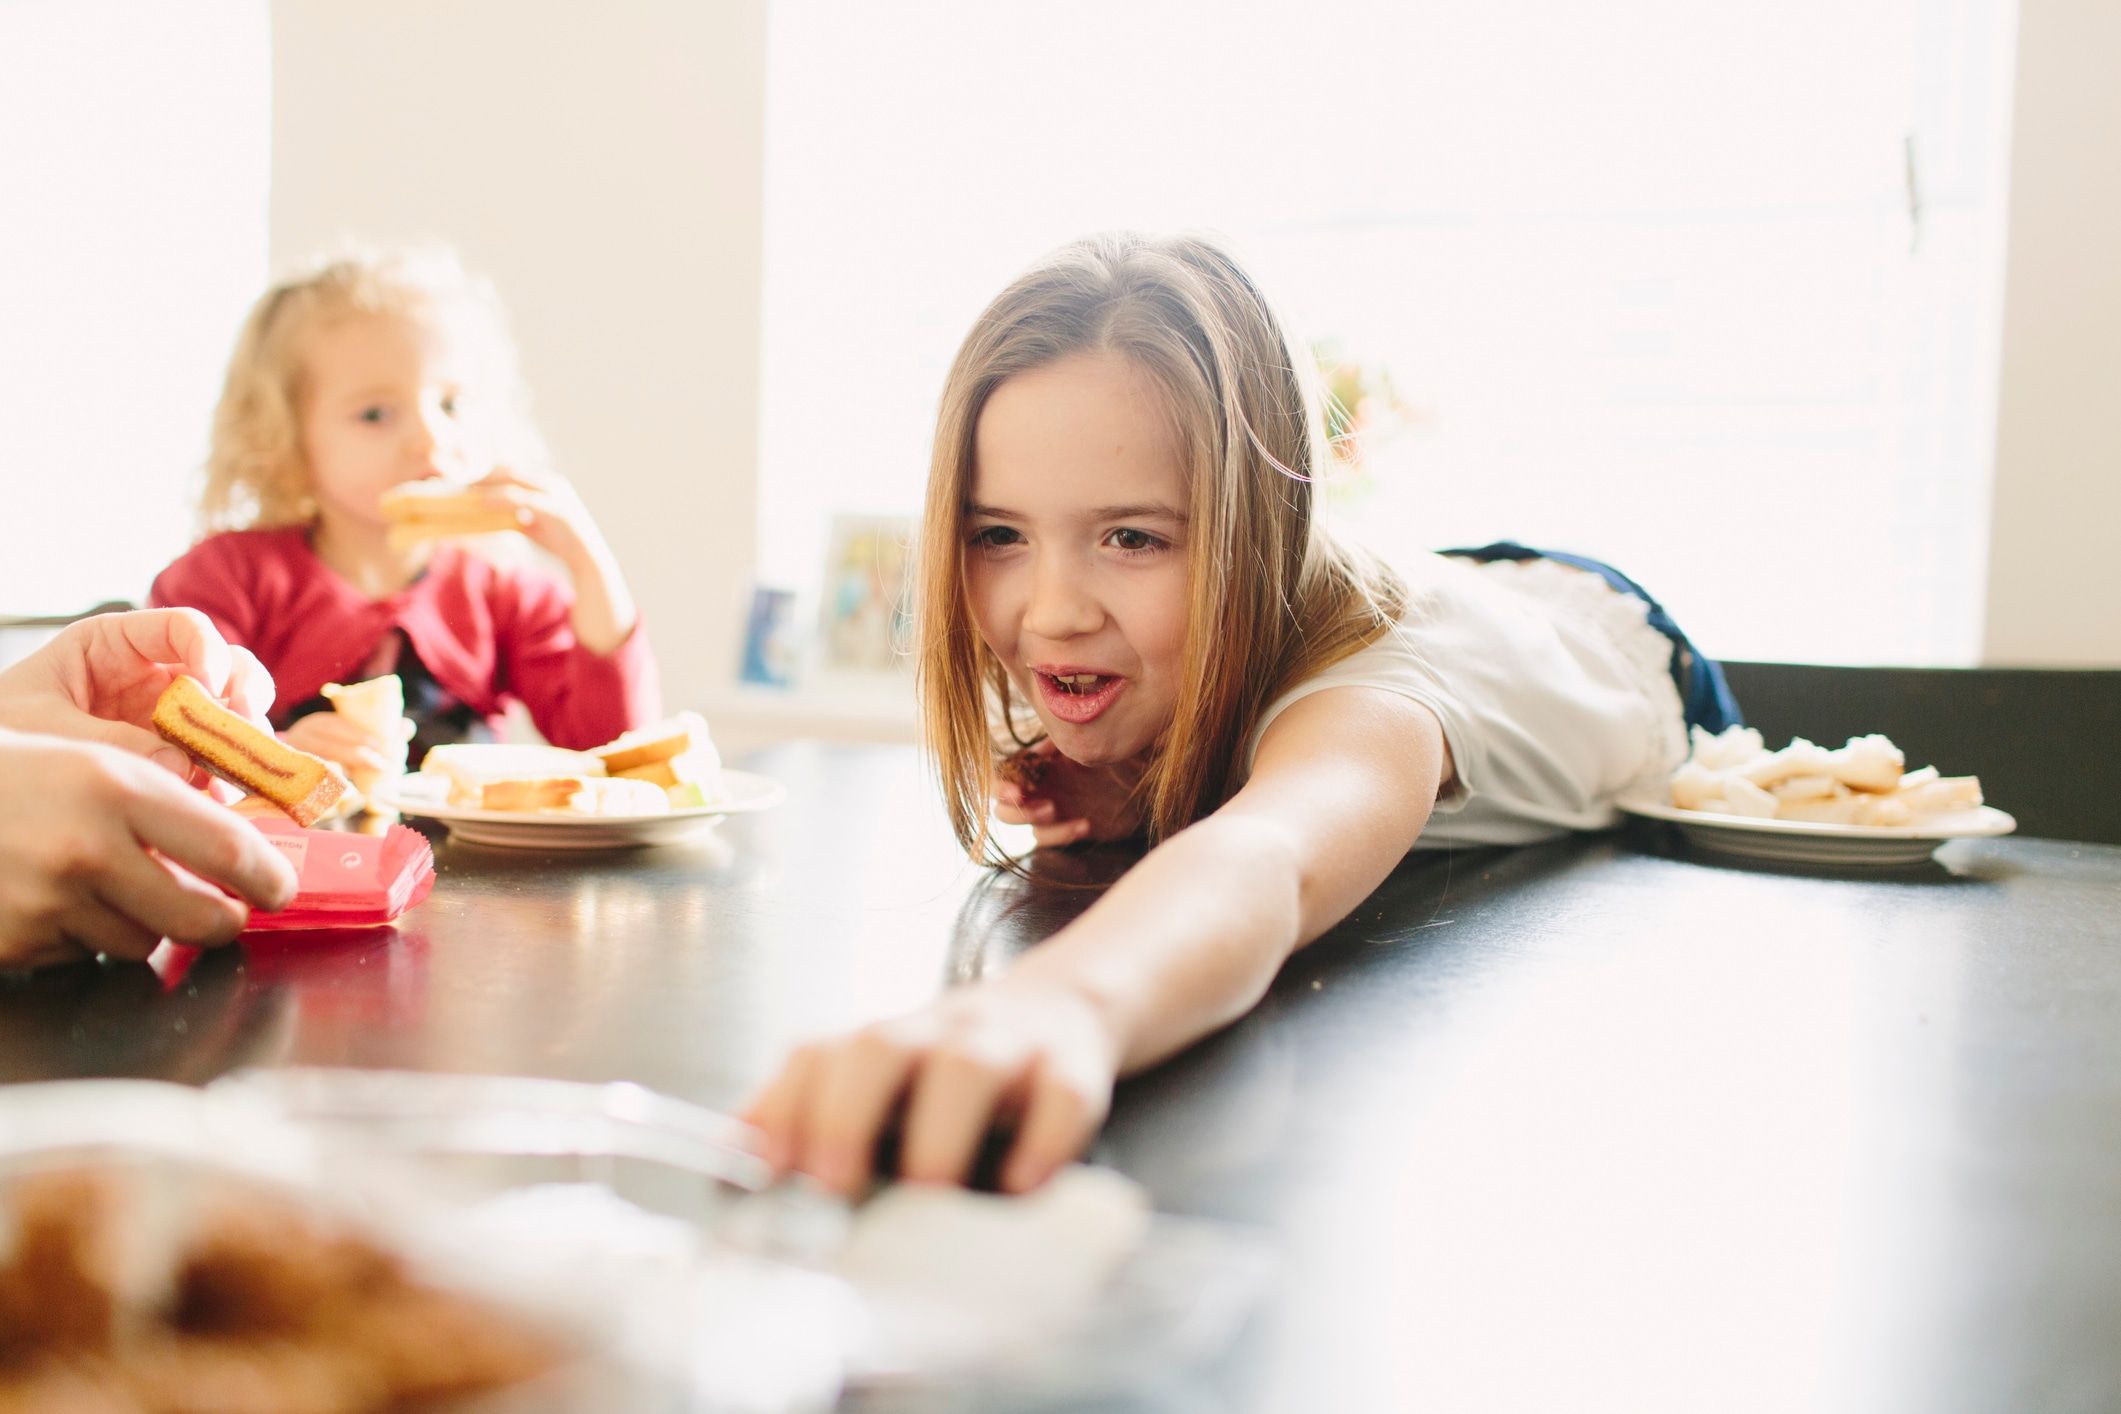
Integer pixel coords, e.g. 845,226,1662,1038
199,246,537,532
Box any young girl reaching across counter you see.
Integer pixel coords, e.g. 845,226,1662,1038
745,233,1739,1195
149,248,660,784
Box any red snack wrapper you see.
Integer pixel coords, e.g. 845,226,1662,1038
239,818,436,931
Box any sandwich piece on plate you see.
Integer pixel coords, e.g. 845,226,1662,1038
416,744,670,816
479,776,669,816
151,676,348,826
418,744,605,808
379,481,522,551
590,711,721,807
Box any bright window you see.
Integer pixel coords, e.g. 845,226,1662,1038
760,0,2016,665
0,0,270,617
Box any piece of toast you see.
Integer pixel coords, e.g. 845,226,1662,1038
419,744,604,807
378,482,521,550
479,776,669,816
151,676,347,826
479,778,596,813
320,674,408,796
590,712,715,775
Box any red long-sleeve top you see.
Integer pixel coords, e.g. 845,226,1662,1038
149,528,660,749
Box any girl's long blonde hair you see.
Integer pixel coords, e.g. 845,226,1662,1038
919,233,1408,862
199,246,536,533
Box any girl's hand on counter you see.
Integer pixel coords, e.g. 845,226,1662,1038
743,978,1120,1196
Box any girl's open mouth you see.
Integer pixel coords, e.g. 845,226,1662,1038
1034,669,1123,725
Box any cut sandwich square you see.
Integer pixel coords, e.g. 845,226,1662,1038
591,711,719,777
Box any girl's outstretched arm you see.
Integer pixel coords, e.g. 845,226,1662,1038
744,685,1449,1195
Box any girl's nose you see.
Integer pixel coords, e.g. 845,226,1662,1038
410,400,455,472
1022,556,1103,640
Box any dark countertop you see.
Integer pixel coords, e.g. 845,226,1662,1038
4,740,2118,1412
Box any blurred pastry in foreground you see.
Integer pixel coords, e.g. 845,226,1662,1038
378,481,521,551
0,1164,562,1413
151,676,347,827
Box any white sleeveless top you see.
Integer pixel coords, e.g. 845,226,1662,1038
1241,553,1688,848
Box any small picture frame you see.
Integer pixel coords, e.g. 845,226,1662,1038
738,585,801,688
816,515,914,676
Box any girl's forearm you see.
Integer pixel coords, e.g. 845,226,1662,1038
566,545,638,656
1006,814,1306,1073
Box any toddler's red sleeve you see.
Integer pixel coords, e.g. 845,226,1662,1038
147,536,261,653
492,566,662,749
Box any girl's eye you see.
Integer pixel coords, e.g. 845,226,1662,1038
1106,527,1165,554
357,406,389,425
968,525,1022,551
439,395,459,417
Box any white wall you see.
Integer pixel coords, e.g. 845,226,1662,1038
268,0,766,713
263,0,2112,689
1983,0,2121,667
0,1,268,620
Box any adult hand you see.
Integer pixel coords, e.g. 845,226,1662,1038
0,608,276,784
743,979,1119,1196
0,729,298,970
993,740,1147,847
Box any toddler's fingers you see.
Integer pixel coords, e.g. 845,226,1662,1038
898,1042,1022,1186
341,746,391,777
289,715,393,765
1000,1070,1101,1194
799,1032,922,1196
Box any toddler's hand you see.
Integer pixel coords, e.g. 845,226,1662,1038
280,711,407,783
470,467,613,575
470,466,638,656
993,741,1146,847
742,979,1119,1197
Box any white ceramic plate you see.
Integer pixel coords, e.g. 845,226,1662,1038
1616,793,2016,866
371,768,786,849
